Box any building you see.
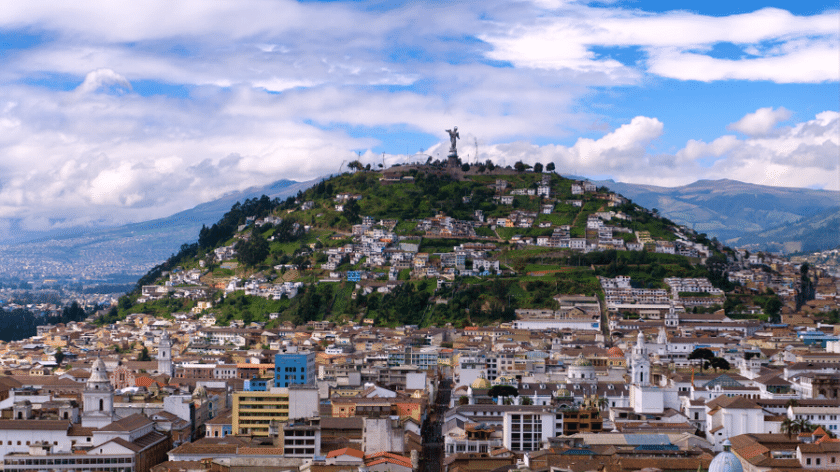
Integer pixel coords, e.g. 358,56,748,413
157,333,173,377
232,386,319,436
274,352,316,388
82,358,116,429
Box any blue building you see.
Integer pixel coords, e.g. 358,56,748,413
274,351,316,388
347,270,362,282
244,378,270,391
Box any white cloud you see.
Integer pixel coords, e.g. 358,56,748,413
480,6,839,83
727,107,793,136
75,68,133,95
0,0,835,238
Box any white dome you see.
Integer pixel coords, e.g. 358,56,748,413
709,441,743,472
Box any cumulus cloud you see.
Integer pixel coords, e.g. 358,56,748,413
480,6,839,83
470,111,839,191
0,0,835,236
726,107,792,136
75,68,133,95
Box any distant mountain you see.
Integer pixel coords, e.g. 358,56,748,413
592,178,840,253
0,178,317,280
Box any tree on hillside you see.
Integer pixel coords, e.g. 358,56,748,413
764,296,783,323
343,199,361,224
533,162,543,173
546,162,555,172
347,160,363,172
236,233,269,266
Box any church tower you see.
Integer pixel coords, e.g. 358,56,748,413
158,331,173,377
82,357,115,428
665,300,679,328
630,330,650,387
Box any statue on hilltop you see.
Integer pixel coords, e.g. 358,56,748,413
445,126,459,156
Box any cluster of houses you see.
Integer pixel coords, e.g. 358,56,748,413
0,280,837,472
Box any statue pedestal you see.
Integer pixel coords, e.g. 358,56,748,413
447,151,459,168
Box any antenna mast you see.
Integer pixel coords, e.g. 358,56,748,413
474,138,479,164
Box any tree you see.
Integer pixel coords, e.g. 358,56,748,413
347,160,363,172
461,163,470,172
520,396,534,405
343,198,361,224
689,348,715,371
688,348,715,361
235,233,269,266
488,385,519,399
514,161,527,172
137,346,151,362
54,347,64,365
533,162,543,173
485,160,495,171
546,162,555,172
764,296,783,323
781,417,800,439
705,357,731,372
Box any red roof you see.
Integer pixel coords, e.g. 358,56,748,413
135,376,158,388
326,447,364,459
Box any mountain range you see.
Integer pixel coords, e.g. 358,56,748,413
0,178,317,281
0,175,836,282
592,178,839,254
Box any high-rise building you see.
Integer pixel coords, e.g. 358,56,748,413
274,352,315,388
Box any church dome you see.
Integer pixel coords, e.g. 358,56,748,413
471,376,491,389
708,441,743,472
607,347,624,358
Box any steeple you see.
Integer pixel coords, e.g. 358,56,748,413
82,357,115,428
158,331,173,377
665,300,679,327
630,331,650,387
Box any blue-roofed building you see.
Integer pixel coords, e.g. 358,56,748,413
274,351,316,388
347,270,362,282
797,329,839,348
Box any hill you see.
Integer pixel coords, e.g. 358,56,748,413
593,178,840,253
107,164,734,328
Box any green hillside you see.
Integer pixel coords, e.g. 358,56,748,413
102,164,733,328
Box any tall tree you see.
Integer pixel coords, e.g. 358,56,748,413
236,232,270,266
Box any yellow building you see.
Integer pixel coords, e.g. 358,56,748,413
233,390,291,436
232,386,319,437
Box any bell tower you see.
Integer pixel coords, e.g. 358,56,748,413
158,331,173,377
82,357,115,428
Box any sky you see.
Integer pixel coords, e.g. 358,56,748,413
0,0,837,235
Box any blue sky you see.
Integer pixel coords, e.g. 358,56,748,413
0,0,836,235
